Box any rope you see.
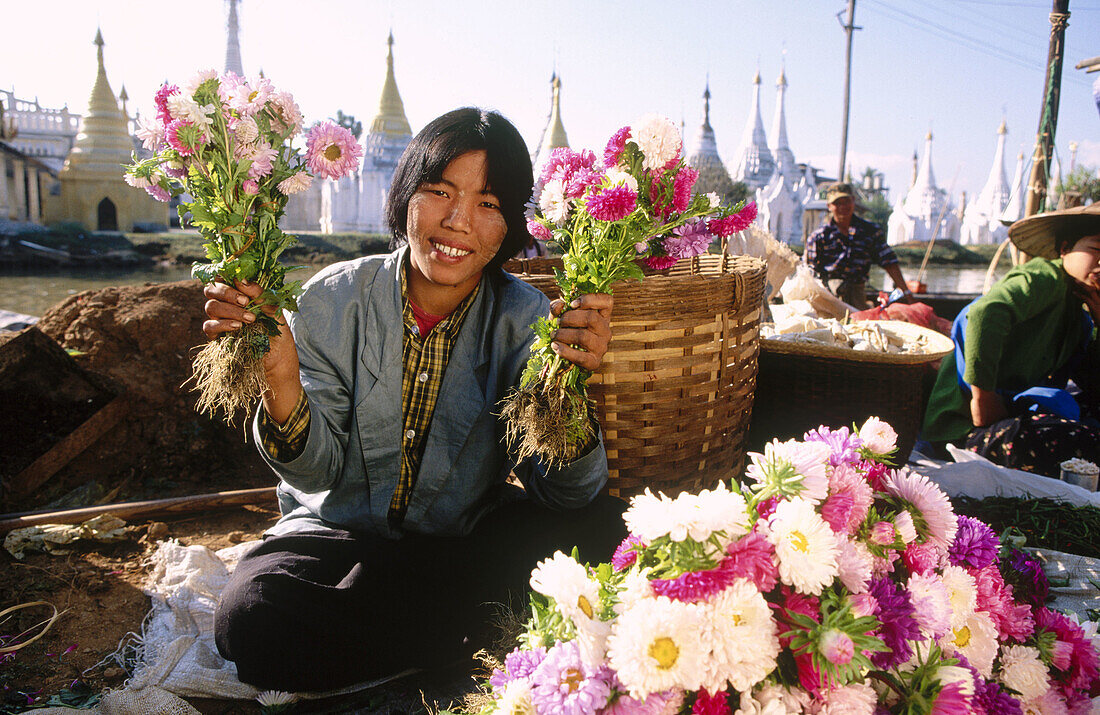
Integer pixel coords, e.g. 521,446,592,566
0,601,65,654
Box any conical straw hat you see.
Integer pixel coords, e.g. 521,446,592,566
1007,203,1100,259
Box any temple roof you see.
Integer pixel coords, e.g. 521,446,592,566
368,32,412,138
770,66,795,183
972,120,1010,218
686,81,736,199
533,73,569,171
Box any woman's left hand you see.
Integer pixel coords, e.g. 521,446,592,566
550,293,613,372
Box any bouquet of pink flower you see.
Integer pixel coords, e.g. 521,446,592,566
123,70,361,421
501,114,757,465
471,417,1100,714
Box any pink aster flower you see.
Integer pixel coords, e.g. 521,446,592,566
662,220,712,260
973,565,1034,642
269,90,304,137
818,683,877,714
490,646,547,688
836,538,874,594
246,142,279,179
305,122,363,180
903,540,946,575
707,201,757,237
604,126,631,167
166,119,204,157
671,166,698,213
773,587,821,650
930,679,973,715
848,592,878,619
530,640,611,714
907,571,952,639
869,521,897,546
145,184,170,202
565,168,604,199
228,76,274,116
540,147,598,185
528,218,553,242
612,535,645,572
643,254,679,270
602,689,683,715
822,463,874,535
154,82,179,124
884,468,957,550
819,629,855,665
1034,607,1100,693
861,460,890,491
587,184,638,222
277,171,313,196
724,532,779,592
241,179,259,195
651,566,738,603
804,425,864,467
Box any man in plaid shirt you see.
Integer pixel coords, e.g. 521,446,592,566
804,182,913,309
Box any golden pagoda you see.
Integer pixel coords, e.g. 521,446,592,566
43,29,167,231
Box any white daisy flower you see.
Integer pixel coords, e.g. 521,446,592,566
529,551,600,624
615,568,656,615
493,678,536,715
623,489,679,543
940,609,999,678
702,579,780,693
690,482,751,546
166,92,215,129
255,690,297,709
940,564,978,630
182,68,218,96
604,166,639,193
745,439,831,504
763,498,839,595
607,596,708,698
628,114,682,171
706,192,721,208
538,178,571,225
997,645,1050,702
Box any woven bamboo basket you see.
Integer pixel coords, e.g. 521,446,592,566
505,253,768,498
748,322,953,463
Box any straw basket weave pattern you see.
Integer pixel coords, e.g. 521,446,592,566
505,253,768,498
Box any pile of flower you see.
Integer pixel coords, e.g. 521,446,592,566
123,70,361,421
502,115,757,465
475,418,1100,714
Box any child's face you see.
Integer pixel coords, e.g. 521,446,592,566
1062,234,1100,291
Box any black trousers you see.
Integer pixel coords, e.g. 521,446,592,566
214,495,627,691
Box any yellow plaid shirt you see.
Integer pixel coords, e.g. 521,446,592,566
258,264,480,525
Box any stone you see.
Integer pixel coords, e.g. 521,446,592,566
146,522,169,540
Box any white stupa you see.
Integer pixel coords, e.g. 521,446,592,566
887,131,959,245
960,120,1010,245
731,70,775,190
1000,147,1031,224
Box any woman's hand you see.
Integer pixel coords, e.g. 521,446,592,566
970,384,1008,427
203,280,302,422
549,293,613,372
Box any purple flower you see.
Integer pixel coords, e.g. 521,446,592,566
1001,548,1050,607
145,184,170,202
490,646,547,689
662,220,712,260
948,515,999,569
603,126,631,166
868,577,921,668
587,185,638,222
530,640,611,715
611,535,644,572
804,426,863,467
956,654,1023,715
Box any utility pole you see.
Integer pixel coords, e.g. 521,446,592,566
838,0,860,181
1024,0,1070,218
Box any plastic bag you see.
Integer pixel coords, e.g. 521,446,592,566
779,264,857,320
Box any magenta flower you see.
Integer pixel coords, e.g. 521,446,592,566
603,126,631,167
305,122,363,180
972,564,1034,642
1034,608,1100,693
650,565,737,603
929,679,972,715
672,167,698,213
587,185,638,222
565,168,604,199
691,689,730,714
166,119,204,157
643,255,678,270
724,532,778,592
861,460,890,491
868,577,921,668
903,541,944,575
540,147,598,185
804,426,863,467
612,535,645,572
707,201,758,237
154,83,179,124
822,464,873,535
527,218,553,242
662,220,712,260
956,655,1024,715
1002,548,1050,607
948,516,1000,569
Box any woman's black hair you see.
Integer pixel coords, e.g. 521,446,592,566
386,107,534,270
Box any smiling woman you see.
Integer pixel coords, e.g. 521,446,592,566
202,106,626,692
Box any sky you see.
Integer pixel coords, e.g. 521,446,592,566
4,0,1099,205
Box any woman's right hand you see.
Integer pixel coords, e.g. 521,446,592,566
203,281,302,420
969,384,1008,427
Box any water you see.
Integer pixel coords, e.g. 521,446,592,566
0,265,322,317
0,262,1008,319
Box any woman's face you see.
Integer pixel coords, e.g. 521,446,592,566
405,150,508,309
1062,233,1100,291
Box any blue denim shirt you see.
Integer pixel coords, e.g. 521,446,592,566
254,247,609,538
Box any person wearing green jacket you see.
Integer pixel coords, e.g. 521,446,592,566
922,204,1100,477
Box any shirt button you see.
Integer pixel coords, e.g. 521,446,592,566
411,325,420,336
405,429,415,440
418,372,429,383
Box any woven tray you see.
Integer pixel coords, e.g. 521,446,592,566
506,253,767,498
761,320,954,364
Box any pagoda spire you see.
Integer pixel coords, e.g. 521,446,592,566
902,131,939,216
975,119,1010,216
1002,147,1030,223
225,0,244,76
732,69,775,189
533,72,570,171
62,28,136,176
686,79,735,200
369,31,412,137
770,64,795,183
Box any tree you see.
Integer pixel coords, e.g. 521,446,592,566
332,110,362,140
725,181,751,207
861,192,893,228
1057,165,1100,204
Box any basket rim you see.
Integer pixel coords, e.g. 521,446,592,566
761,319,953,364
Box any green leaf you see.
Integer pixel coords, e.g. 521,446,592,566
191,262,220,284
